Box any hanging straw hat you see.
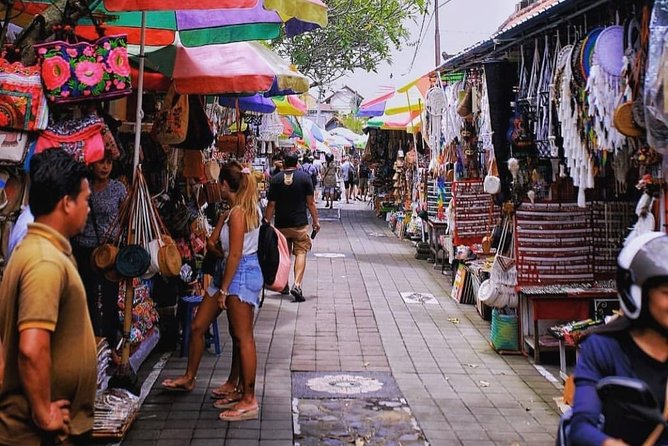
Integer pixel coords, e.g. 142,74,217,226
478,279,500,307
614,102,643,137
205,160,221,183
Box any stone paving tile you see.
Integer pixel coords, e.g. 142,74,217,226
121,203,560,445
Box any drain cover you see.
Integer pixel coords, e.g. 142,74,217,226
314,253,346,258
293,372,399,399
400,292,438,305
368,232,387,238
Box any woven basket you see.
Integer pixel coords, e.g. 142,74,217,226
490,309,519,352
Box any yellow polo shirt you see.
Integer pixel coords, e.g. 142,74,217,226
0,223,97,445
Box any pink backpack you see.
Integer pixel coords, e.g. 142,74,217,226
258,222,291,293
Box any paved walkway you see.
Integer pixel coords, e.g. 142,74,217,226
121,203,561,446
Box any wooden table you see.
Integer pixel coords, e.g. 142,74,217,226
519,288,616,363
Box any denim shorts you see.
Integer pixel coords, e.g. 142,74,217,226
220,253,263,309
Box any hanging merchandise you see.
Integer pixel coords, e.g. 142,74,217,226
35,35,132,104
0,58,49,131
151,84,189,145
174,95,214,150
216,103,246,158
0,132,30,165
586,26,626,153
643,0,668,153
35,113,106,164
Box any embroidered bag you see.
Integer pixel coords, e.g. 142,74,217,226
35,35,132,104
0,58,49,131
151,84,189,145
0,130,30,165
35,113,105,164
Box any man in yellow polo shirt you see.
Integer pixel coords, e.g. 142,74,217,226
0,149,96,446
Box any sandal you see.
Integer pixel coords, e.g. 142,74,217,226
161,377,195,392
218,404,259,422
211,385,238,399
212,393,242,409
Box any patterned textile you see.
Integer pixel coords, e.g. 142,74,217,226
35,35,132,104
0,58,49,131
35,113,105,164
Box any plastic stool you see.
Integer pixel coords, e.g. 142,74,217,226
180,295,221,357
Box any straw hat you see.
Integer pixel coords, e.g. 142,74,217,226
158,243,182,277
92,244,119,271
614,102,643,137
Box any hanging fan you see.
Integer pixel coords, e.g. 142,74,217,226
425,87,446,117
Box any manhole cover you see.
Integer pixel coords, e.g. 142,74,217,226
400,292,438,305
293,372,399,399
307,374,384,396
314,253,346,258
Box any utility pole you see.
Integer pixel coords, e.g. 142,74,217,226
434,0,441,67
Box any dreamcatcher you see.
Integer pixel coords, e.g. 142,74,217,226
425,84,447,154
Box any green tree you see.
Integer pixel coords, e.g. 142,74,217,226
273,0,427,89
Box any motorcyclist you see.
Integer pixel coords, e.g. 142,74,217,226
570,232,668,446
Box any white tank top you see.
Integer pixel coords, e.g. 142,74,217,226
220,206,261,258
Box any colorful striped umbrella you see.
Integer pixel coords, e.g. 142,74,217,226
136,41,310,95
358,86,424,117
302,118,329,142
219,95,276,114
9,0,327,46
272,95,307,116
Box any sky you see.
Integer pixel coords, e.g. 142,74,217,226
336,0,519,99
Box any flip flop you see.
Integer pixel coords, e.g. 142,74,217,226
161,378,195,392
218,405,259,422
210,387,238,399
212,394,242,409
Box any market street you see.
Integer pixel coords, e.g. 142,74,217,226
122,202,561,446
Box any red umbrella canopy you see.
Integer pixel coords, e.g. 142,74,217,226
103,0,257,11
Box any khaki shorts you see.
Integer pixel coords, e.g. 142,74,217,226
279,226,312,255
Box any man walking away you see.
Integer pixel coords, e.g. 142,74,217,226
0,149,97,446
265,154,320,302
340,157,352,204
358,161,370,201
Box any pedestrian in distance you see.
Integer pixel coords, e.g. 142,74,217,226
358,161,371,201
321,155,338,209
340,156,353,204
351,158,360,200
0,149,97,446
264,153,320,303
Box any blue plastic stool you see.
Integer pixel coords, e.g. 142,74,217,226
180,295,221,357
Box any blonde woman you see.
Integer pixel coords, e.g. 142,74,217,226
213,162,263,422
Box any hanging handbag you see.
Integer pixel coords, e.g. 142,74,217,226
216,102,246,157
175,95,214,150
151,83,189,145
0,130,30,165
0,58,49,131
35,113,105,164
35,35,132,104
182,149,206,179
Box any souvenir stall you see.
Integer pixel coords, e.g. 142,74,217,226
434,0,664,366
420,68,499,311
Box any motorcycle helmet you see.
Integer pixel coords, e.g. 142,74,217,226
617,231,668,320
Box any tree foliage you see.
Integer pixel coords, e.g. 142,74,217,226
273,0,427,89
